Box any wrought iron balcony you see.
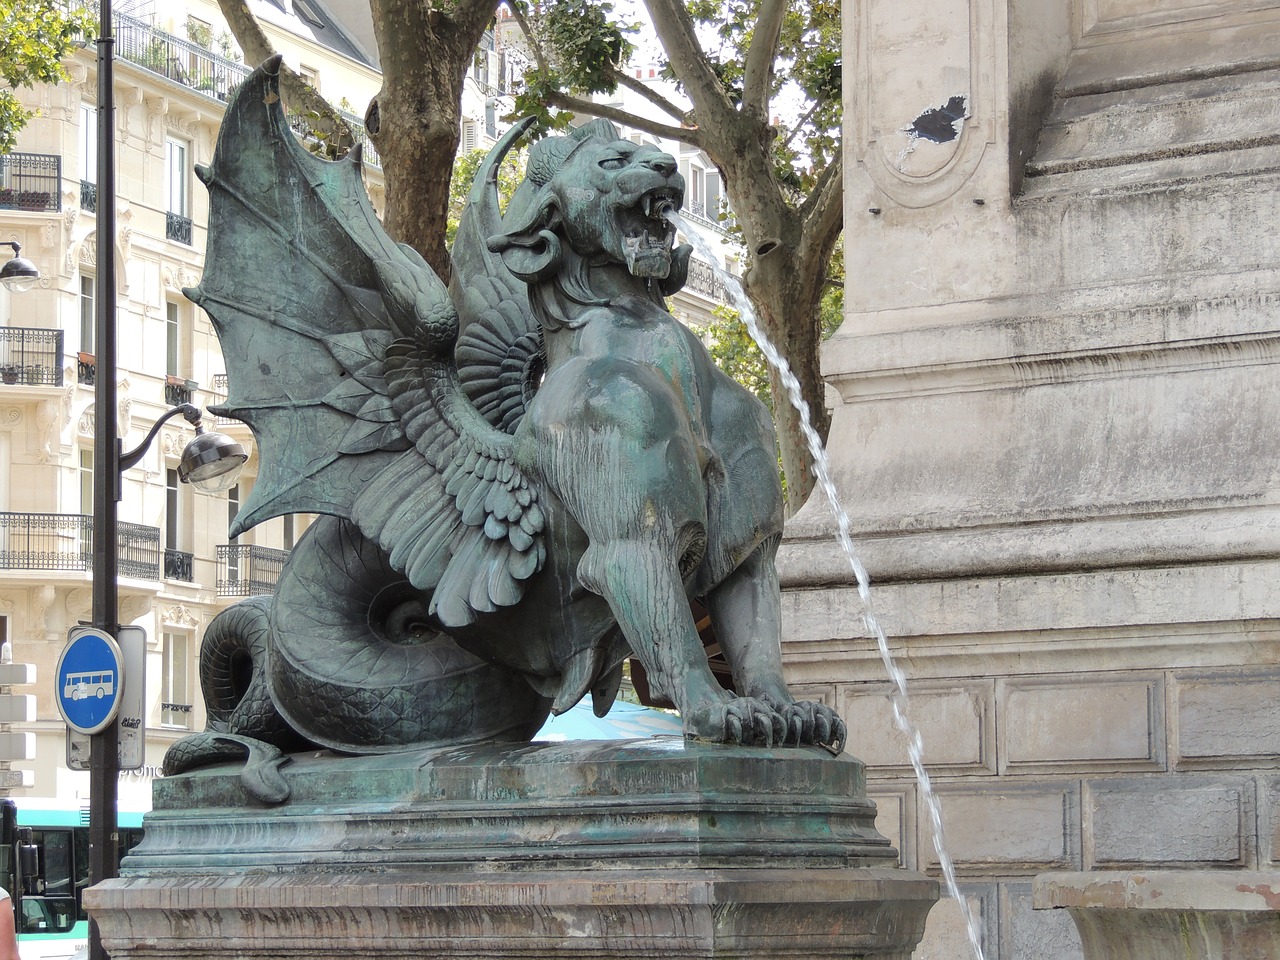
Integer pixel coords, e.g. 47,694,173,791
80,179,97,213
0,328,63,386
77,353,96,386
217,543,289,597
0,513,161,580
164,376,197,407
209,373,245,428
686,259,728,302
163,547,194,582
160,702,193,728
166,211,193,245
0,153,60,212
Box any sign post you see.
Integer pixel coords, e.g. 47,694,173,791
66,625,145,771
56,628,124,736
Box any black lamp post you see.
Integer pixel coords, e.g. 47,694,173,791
86,5,245,959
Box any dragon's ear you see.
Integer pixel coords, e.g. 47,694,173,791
489,228,562,283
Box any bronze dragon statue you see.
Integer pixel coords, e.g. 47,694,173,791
165,58,845,798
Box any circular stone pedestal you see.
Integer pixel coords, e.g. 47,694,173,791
87,739,937,959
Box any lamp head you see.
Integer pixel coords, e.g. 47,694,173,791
178,428,248,493
0,242,38,294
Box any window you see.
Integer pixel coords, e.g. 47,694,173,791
165,468,184,551
79,449,93,516
79,104,97,183
165,139,188,217
293,0,325,28
706,171,721,218
299,63,320,92
161,632,191,727
228,484,240,538
79,275,94,354
166,138,192,244
165,301,181,378
226,484,241,582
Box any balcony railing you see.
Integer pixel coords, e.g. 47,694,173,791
0,513,160,580
0,153,60,212
77,353,96,386
0,328,63,386
163,547,193,582
209,373,245,428
686,259,728,302
217,544,289,597
164,376,197,407
160,701,193,728
165,211,192,245
101,7,382,168
80,179,97,213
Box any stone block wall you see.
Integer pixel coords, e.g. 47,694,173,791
783,610,1280,957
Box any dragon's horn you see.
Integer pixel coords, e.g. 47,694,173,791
469,116,537,235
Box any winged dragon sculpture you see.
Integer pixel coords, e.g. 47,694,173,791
165,59,845,794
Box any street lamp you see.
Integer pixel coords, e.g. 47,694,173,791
0,241,38,294
87,400,246,960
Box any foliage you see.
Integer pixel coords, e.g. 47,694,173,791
509,1,637,136
679,0,841,188
706,267,842,417
0,0,96,154
446,146,527,248
706,305,772,410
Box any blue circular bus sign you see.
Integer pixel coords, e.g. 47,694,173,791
56,628,124,735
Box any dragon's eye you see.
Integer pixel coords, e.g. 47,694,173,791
598,156,628,170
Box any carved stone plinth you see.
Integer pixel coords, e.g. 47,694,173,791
1034,871,1280,960
87,740,937,959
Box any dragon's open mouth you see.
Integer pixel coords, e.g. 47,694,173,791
620,188,682,279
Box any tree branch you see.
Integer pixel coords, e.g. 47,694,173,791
506,1,550,72
799,152,844,252
641,0,735,122
544,89,703,147
742,0,786,118
609,66,690,123
780,97,825,153
217,0,352,148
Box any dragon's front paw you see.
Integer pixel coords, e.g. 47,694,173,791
685,696,788,746
774,698,847,751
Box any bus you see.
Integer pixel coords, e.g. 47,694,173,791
0,801,145,960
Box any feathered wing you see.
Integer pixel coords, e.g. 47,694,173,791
188,57,543,625
450,119,545,434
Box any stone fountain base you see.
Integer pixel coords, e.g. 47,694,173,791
86,739,937,960
1034,871,1280,960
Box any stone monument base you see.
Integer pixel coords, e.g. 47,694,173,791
87,739,936,959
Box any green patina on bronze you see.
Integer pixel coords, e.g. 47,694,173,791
165,57,846,800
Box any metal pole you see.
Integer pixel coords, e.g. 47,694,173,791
89,0,117,957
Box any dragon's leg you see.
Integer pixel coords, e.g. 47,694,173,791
705,536,848,749
578,537,786,746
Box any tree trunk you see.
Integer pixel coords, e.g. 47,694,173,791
707,116,836,514
743,240,832,514
366,1,496,278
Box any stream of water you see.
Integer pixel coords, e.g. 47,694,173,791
671,214,987,960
